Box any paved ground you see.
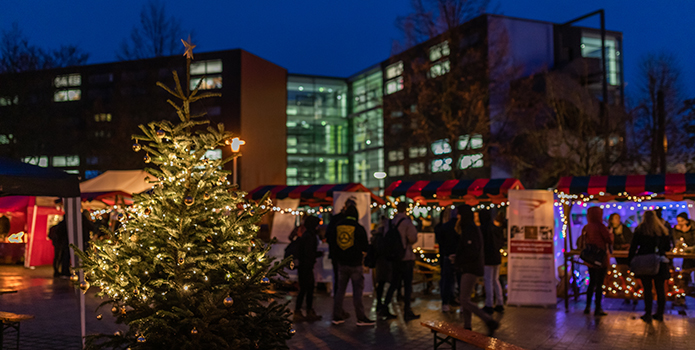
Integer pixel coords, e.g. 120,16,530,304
1,265,694,350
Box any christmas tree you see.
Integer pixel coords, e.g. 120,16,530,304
73,38,294,350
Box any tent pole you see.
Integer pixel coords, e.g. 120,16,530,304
24,197,39,268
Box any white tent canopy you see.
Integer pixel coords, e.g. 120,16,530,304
80,170,153,199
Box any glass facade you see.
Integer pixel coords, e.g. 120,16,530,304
580,33,622,86
286,75,349,185
349,67,384,192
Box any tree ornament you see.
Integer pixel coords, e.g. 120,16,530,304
156,129,165,138
236,203,244,210
158,176,165,182
203,158,209,164
206,236,212,243
191,327,198,335
144,208,151,216
114,264,120,272
70,273,79,282
114,331,122,336
203,192,211,200
230,192,239,200
289,328,296,335
144,153,151,163
120,306,127,315
179,257,185,264
96,314,103,320
111,306,118,314
265,198,273,207
118,213,124,220
130,234,138,242
223,296,234,307
217,176,226,186
261,276,270,284
249,208,255,216
184,196,194,206
137,335,146,343
132,141,141,152
79,281,90,292
290,261,294,270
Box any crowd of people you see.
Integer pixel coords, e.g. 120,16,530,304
288,200,506,336
580,207,694,323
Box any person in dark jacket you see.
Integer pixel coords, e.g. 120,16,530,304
435,207,459,312
372,215,392,314
331,205,374,326
325,198,356,294
629,211,672,323
453,205,499,336
581,206,613,316
48,218,70,277
609,213,633,251
482,210,505,314
294,215,323,322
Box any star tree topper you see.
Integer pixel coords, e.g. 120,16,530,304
181,35,196,59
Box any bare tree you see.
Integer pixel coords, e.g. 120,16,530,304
0,23,88,73
385,0,530,180
117,0,190,60
628,51,686,174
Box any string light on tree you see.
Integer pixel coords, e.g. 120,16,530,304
71,38,294,349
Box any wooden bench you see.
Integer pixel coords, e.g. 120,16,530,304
0,311,34,350
421,320,526,350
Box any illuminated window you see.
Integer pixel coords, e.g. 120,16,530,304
0,134,12,144
204,149,222,160
190,59,223,90
94,113,112,122
0,96,18,106
431,139,452,155
23,156,49,167
191,59,222,75
388,149,404,161
191,76,222,90
388,165,405,176
429,60,450,78
429,41,450,62
54,74,81,87
409,162,426,175
52,155,80,167
287,168,298,177
54,89,81,102
457,134,483,150
458,154,483,169
431,158,453,173
385,61,404,95
409,146,427,158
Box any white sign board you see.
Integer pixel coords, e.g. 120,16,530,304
507,189,557,306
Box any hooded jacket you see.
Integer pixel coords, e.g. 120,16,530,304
582,207,613,268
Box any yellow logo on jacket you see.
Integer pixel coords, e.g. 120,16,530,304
337,225,355,250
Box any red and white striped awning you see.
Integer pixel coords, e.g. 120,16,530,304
384,178,523,205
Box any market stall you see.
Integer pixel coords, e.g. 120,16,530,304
0,196,63,266
80,169,153,206
248,183,385,292
556,174,695,310
0,156,85,341
384,178,524,289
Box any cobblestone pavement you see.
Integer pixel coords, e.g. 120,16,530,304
2,265,694,350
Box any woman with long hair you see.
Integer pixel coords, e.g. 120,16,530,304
482,210,505,314
581,206,613,316
628,211,672,322
454,205,499,335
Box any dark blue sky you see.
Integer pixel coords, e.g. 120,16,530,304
3,0,693,97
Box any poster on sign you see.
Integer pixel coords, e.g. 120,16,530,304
507,189,557,306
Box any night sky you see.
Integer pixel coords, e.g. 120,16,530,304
2,0,693,97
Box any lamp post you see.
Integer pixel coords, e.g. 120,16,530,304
230,137,245,185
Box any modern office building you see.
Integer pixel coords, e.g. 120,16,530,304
0,50,287,192
0,12,622,194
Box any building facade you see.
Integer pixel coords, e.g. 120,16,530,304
0,49,287,192
0,12,622,194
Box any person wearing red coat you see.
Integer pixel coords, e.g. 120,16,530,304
582,206,614,316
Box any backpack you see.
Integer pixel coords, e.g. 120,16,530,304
383,218,406,262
